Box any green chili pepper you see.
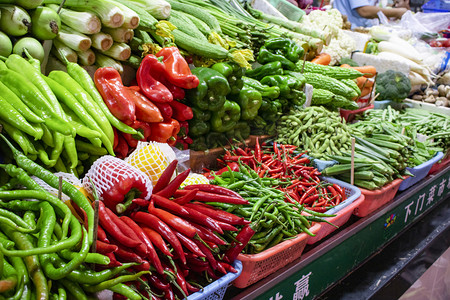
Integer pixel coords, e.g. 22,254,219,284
65,263,137,285
109,283,142,300
1,123,38,156
59,279,88,300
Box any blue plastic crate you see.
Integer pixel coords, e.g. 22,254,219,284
422,0,450,13
398,152,444,191
187,260,243,300
321,176,361,215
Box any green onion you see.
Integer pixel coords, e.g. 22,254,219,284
94,51,123,74
100,42,130,61
47,4,101,35
57,25,91,52
102,27,134,43
128,0,171,19
51,39,78,63
90,32,113,51
76,49,95,66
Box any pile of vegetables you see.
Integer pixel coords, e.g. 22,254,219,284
84,157,249,299
0,1,61,61
361,108,450,150
276,107,353,159
375,70,411,102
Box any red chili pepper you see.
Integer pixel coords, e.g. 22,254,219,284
131,198,149,207
95,240,118,254
178,121,189,138
172,189,198,206
156,47,199,89
136,55,173,103
94,67,136,125
219,261,238,273
188,222,227,246
97,225,109,243
173,231,206,257
183,184,245,201
224,224,256,263
149,120,174,144
113,128,119,150
181,205,224,234
114,133,129,159
165,81,186,100
153,159,178,193
141,226,172,257
169,100,193,122
223,155,254,161
125,87,164,123
327,185,340,202
156,168,191,198
120,216,164,275
105,208,148,256
97,201,141,248
122,120,152,148
333,184,346,201
185,282,200,293
310,207,327,213
153,102,173,120
105,252,122,267
132,211,186,264
185,202,250,225
148,200,197,238
172,263,189,297
193,190,249,205
152,194,189,216
193,239,218,270
148,274,170,292
112,242,144,263
303,194,320,204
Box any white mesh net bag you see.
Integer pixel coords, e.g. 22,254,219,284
82,156,153,210
32,172,82,204
125,141,176,185
180,173,210,188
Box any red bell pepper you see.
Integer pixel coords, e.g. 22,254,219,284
136,55,173,103
126,87,164,123
114,133,129,159
94,67,136,125
156,47,199,89
178,121,189,138
149,118,180,145
154,102,173,120
169,100,193,121
122,120,152,148
113,128,119,150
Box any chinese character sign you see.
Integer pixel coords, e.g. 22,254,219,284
293,272,312,300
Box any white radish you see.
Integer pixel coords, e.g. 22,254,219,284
377,52,427,75
378,41,422,64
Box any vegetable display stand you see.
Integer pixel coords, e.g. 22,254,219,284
339,104,374,123
189,139,251,172
307,177,363,245
353,178,404,217
188,260,243,300
233,224,321,288
398,152,444,191
428,150,450,175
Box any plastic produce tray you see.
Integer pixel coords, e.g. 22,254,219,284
307,177,362,244
187,260,243,300
398,152,444,191
340,104,374,123
428,150,450,175
233,224,321,288
353,177,405,217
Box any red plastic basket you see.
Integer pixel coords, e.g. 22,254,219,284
428,150,450,175
339,104,374,123
353,178,404,217
233,224,321,288
307,195,365,244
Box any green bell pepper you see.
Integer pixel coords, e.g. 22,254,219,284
211,62,245,96
257,46,296,70
245,61,283,81
192,107,211,122
283,71,306,87
226,121,251,142
190,136,208,151
187,67,231,112
250,116,267,135
264,37,304,63
210,100,241,132
259,99,282,123
188,119,210,138
206,132,229,149
236,87,262,121
242,76,280,99
260,75,303,100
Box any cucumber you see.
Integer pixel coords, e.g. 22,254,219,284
179,11,211,36
168,10,207,41
167,0,222,33
304,73,358,99
172,29,229,60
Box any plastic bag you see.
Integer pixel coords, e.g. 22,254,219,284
399,11,450,38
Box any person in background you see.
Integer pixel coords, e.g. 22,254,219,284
333,0,408,29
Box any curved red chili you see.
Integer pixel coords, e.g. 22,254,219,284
185,202,250,225
153,159,178,193
156,168,191,198
173,231,206,258
151,194,189,216
183,184,245,200
193,190,249,205
147,202,197,238
141,226,172,258
172,189,198,206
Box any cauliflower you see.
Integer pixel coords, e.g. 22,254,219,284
324,30,356,65
300,9,343,38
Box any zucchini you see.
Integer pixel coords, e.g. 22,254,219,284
179,11,211,36
304,73,358,99
167,0,222,33
311,88,335,105
297,60,363,79
172,29,229,60
168,10,207,41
